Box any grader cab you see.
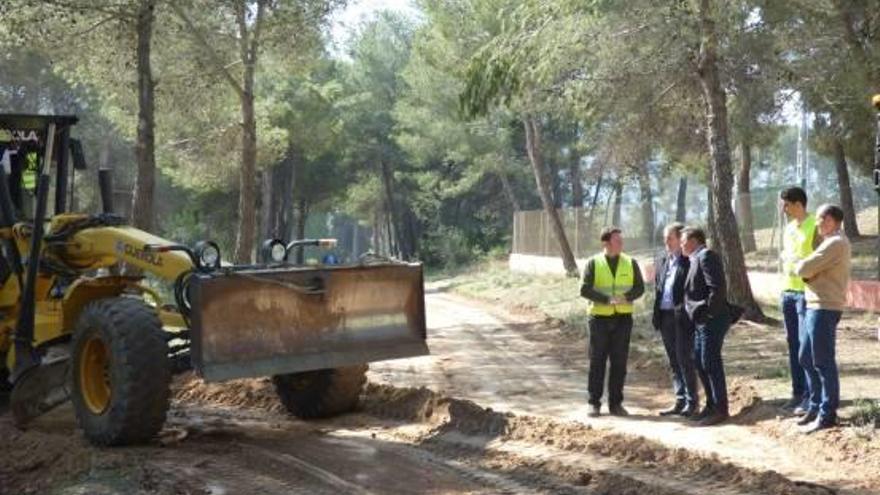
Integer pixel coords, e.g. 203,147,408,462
0,114,428,445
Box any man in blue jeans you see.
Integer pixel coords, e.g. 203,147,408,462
778,187,820,412
795,204,851,434
681,227,731,426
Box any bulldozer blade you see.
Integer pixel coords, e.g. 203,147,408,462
188,262,429,382
9,355,70,427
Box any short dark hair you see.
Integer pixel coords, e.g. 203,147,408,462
600,226,622,243
682,226,706,245
663,222,685,237
817,203,844,223
780,187,808,207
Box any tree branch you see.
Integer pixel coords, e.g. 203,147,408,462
170,2,244,98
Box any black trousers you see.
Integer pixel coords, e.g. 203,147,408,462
659,309,698,406
588,314,633,407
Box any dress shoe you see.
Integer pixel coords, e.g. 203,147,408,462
796,411,818,425
587,404,601,418
803,417,836,434
689,406,714,422
609,404,629,417
698,410,730,426
679,404,697,417
659,402,685,416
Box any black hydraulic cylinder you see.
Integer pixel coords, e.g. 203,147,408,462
0,167,18,228
13,172,51,377
54,127,70,215
98,168,113,214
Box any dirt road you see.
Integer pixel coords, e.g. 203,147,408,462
1,289,876,494
370,290,880,494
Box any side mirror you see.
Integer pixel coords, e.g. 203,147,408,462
70,139,87,170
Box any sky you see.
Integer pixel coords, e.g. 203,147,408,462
330,0,420,51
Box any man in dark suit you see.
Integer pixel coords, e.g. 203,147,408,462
681,226,731,426
652,223,698,417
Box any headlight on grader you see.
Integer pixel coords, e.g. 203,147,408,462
261,238,288,263
194,240,221,271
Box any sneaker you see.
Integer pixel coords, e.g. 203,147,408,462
587,404,601,418
803,416,836,434
796,411,818,425
608,404,629,417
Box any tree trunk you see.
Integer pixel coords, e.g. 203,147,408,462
379,160,404,259
279,156,293,240
570,153,583,207
832,138,861,238
549,158,563,208
585,161,604,237
522,117,578,276
231,2,264,263
497,170,521,211
262,151,294,242
234,88,257,263
260,168,271,241
294,199,308,264
612,180,623,227
706,182,723,258
736,142,757,252
130,0,156,232
636,162,655,245
675,177,687,223
696,0,762,321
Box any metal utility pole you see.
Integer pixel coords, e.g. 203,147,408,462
796,109,809,190
873,96,880,280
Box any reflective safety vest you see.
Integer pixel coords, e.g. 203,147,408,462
22,152,38,191
782,214,816,292
588,252,634,316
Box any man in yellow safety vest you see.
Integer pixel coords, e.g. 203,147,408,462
779,187,821,413
580,226,645,417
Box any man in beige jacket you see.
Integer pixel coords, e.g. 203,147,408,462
794,204,851,434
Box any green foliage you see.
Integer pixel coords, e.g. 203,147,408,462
851,398,880,428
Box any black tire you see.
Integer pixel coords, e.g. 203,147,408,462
272,364,368,419
70,297,171,446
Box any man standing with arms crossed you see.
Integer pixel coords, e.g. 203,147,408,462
580,227,645,417
779,187,821,412
795,204,851,433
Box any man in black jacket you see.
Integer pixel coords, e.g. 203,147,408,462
652,223,698,417
681,226,731,426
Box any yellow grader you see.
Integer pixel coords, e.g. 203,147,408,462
0,114,428,445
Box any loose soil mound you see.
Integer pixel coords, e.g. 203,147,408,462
172,373,284,413
0,415,93,495
362,383,836,495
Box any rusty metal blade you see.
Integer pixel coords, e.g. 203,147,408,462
10,356,70,427
189,262,428,382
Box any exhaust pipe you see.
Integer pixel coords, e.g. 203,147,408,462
98,168,113,214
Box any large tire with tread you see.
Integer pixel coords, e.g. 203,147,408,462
71,297,171,446
272,364,367,419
